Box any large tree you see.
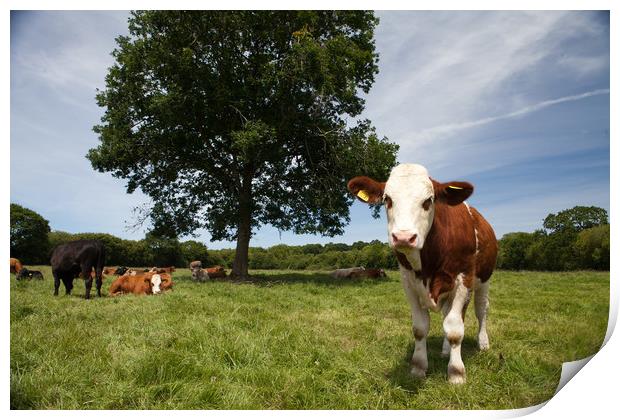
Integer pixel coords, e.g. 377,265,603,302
88,11,398,278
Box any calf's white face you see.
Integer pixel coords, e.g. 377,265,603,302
384,164,435,252
347,163,474,261
151,274,162,294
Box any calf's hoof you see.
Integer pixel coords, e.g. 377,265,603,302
410,365,426,379
448,365,466,385
478,334,490,351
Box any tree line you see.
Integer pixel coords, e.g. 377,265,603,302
10,203,609,271
497,206,609,271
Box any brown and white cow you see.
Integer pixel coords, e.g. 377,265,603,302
109,272,173,296
205,265,227,279
348,163,497,384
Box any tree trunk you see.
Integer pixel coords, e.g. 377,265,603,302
231,170,253,279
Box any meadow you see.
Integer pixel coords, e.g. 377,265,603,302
10,268,609,410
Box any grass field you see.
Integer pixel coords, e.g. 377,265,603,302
10,268,609,410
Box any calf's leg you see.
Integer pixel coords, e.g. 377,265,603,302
474,279,490,350
442,273,470,384
400,270,430,378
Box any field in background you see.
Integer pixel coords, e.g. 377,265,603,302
10,268,609,409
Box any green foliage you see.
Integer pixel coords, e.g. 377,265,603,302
497,206,609,271
497,232,536,270
573,225,610,270
142,232,185,267
10,204,51,264
86,10,398,276
543,206,608,234
180,240,210,265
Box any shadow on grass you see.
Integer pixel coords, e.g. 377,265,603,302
386,336,480,393
222,271,393,288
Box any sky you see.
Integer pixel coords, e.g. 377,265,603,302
10,10,610,249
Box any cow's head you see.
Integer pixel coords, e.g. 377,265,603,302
114,266,128,275
150,274,162,294
16,268,30,280
348,163,473,255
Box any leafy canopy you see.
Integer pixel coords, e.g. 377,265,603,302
10,203,51,264
88,11,398,244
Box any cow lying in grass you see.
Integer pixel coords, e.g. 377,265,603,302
348,163,497,384
109,272,173,296
330,267,365,279
16,268,44,280
349,268,387,279
10,258,23,274
205,266,226,278
191,268,210,282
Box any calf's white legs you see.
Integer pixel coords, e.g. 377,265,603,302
474,280,490,350
441,274,470,384
401,271,430,378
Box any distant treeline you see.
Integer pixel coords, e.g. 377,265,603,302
11,203,609,271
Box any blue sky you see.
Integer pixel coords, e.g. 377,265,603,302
10,10,610,249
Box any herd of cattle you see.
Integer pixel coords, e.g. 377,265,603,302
10,243,388,298
9,239,231,298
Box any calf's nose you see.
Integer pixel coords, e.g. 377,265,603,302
391,231,418,248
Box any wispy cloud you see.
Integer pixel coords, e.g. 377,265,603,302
410,89,610,144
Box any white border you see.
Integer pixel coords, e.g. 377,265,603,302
4,1,616,418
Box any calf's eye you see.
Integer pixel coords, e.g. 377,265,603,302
422,197,432,210
384,196,393,209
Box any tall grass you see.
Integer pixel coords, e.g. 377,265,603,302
10,268,609,409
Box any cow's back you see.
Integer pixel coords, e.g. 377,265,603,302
51,240,105,271
469,206,497,282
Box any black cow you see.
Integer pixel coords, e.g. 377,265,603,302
50,240,106,299
16,268,44,280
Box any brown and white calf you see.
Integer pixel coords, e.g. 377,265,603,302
348,163,497,384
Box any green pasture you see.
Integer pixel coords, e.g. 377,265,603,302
10,268,609,409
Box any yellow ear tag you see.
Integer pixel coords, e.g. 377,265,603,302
448,185,463,190
357,190,370,202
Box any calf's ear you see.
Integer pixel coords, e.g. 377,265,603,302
434,181,474,205
347,176,385,204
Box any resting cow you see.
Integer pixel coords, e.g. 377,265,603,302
348,163,497,384
349,268,386,279
329,267,365,279
109,272,173,296
50,239,106,299
16,268,44,280
191,268,210,282
10,258,23,274
205,266,226,278
189,260,202,270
